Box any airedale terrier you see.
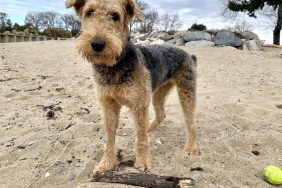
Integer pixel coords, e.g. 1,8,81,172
66,0,198,174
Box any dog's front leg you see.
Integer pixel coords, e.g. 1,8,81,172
93,98,121,174
131,107,152,171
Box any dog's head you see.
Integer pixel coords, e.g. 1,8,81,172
65,0,144,66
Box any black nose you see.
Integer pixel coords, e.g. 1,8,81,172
91,39,105,52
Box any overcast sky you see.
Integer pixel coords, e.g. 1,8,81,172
0,0,278,44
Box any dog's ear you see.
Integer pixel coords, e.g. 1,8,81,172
125,0,145,22
65,0,85,17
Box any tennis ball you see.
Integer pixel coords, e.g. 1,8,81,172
263,165,282,185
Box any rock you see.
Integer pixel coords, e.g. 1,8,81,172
136,39,151,46
130,37,137,44
183,31,212,42
214,30,242,47
165,38,185,46
68,171,76,180
135,33,150,41
242,40,263,51
173,30,186,39
151,39,165,45
235,31,260,40
185,40,215,47
157,33,173,41
148,31,164,38
206,29,218,35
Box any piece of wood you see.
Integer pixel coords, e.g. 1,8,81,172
91,171,194,188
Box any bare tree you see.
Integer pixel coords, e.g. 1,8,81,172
160,13,182,32
41,12,59,30
169,14,183,31
160,13,171,32
25,11,44,32
258,5,279,29
61,14,81,36
129,0,148,33
139,11,159,33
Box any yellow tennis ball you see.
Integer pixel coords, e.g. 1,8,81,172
263,166,282,185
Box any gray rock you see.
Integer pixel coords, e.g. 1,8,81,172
185,40,215,47
148,31,164,38
151,39,165,45
173,31,186,39
135,33,149,41
68,171,76,180
183,31,212,42
235,31,260,40
206,29,218,35
165,38,185,46
130,37,137,44
242,40,263,51
214,30,242,47
158,33,174,41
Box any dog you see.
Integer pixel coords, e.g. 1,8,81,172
65,0,198,174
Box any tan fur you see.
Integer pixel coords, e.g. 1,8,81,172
65,0,198,175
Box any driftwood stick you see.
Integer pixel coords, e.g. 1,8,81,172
91,171,194,188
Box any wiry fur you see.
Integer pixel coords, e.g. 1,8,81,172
66,0,198,175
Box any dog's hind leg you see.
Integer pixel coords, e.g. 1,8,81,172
174,61,198,155
148,81,174,132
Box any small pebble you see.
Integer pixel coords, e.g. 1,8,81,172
47,111,55,119
45,172,51,178
20,157,27,161
68,171,76,180
17,145,26,149
252,150,260,156
156,138,162,144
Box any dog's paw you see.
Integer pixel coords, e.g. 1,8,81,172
184,147,199,156
134,155,152,171
93,158,117,175
147,120,158,132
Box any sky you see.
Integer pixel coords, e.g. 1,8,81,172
0,0,279,44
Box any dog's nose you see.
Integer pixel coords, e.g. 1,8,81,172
91,39,105,52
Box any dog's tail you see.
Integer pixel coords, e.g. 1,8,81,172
191,54,197,67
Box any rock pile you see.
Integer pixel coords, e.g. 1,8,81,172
132,29,263,51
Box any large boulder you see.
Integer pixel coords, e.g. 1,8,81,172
214,30,242,47
234,31,260,40
183,31,212,42
134,33,150,41
136,39,150,46
151,39,165,45
206,29,218,35
148,31,164,38
157,32,174,41
242,39,263,51
185,40,215,47
173,31,186,39
165,38,185,46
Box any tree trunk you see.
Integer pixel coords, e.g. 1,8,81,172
273,4,282,45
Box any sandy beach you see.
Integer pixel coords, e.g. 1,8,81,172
0,40,281,188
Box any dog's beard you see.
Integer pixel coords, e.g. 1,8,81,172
76,32,123,67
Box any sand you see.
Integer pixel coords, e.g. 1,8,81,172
0,40,281,188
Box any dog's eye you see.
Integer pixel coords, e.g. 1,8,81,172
87,10,95,17
111,13,120,21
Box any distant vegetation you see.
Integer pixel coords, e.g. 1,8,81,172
0,11,80,39
188,23,207,31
